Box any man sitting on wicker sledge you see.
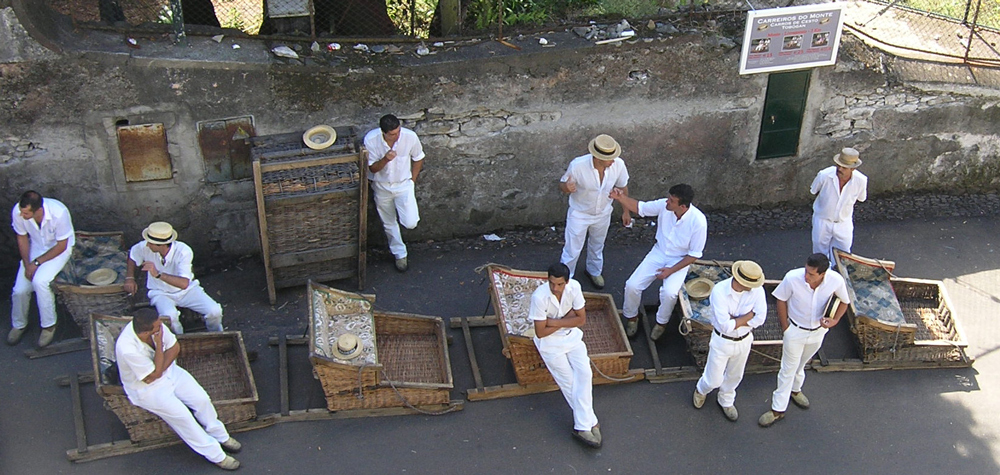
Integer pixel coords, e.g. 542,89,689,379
115,308,242,470
529,263,602,448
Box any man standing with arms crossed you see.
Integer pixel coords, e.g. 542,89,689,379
811,147,867,262
610,184,707,340
364,114,425,272
759,253,850,427
558,134,630,288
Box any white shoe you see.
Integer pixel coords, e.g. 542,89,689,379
693,390,706,409
7,327,26,345
215,455,240,470
38,327,56,347
221,437,242,453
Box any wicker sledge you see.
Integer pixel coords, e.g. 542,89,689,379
833,250,970,364
308,282,453,411
90,314,258,443
53,231,136,340
484,265,634,386
678,260,784,371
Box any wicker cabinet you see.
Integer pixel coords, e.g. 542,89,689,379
250,127,368,304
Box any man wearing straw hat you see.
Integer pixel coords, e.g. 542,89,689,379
364,113,425,272
558,134,630,289
692,260,766,422
810,147,868,263
123,222,224,335
759,253,850,428
610,184,707,340
8,190,75,347
529,263,602,448
116,308,242,470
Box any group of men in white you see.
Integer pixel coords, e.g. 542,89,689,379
526,137,868,444
6,118,868,463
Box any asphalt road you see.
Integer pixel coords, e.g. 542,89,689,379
1,214,998,474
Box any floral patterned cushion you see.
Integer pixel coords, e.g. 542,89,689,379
311,285,378,366
489,268,546,337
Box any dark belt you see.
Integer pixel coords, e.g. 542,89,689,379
714,329,750,341
789,319,821,331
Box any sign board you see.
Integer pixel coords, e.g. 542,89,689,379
739,4,845,75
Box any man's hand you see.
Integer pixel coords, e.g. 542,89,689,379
609,188,625,201
140,262,159,278
622,212,632,227
562,177,577,193
655,267,675,280
820,317,837,328
124,279,137,295
24,262,38,281
383,150,397,162
152,325,164,349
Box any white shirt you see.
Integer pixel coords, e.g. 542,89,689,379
115,321,179,397
529,279,586,338
129,241,198,294
709,278,767,338
364,127,425,183
637,200,707,262
10,198,75,260
772,267,852,329
560,154,629,217
811,166,868,223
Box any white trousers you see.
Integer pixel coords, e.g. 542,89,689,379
696,332,753,408
560,211,611,278
623,250,689,324
149,284,224,334
11,249,71,329
772,325,828,412
812,215,854,262
535,328,598,431
373,180,419,259
128,366,229,463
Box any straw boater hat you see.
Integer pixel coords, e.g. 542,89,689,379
142,222,177,245
86,268,118,286
684,277,714,301
588,134,621,161
332,333,364,360
833,147,862,168
303,125,337,150
731,260,765,289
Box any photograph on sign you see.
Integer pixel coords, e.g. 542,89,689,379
738,3,845,75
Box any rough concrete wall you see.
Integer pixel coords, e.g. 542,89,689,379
1,7,998,268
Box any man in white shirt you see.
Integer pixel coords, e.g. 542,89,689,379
8,190,75,347
610,184,707,340
115,308,241,470
811,147,868,263
123,222,224,335
530,263,601,448
759,253,850,427
692,260,766,422
558,134,630,289
364,114,425,272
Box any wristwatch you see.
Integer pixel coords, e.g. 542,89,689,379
32,259,40,266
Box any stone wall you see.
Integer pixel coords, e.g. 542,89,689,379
1,5,998,272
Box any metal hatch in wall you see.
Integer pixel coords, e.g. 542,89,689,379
117,123,173,182
756,69,812,160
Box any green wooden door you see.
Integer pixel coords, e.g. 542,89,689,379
756,70,811,160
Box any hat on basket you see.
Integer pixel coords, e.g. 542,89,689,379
86,268,118,286
833,147,862,168
684,277,714,300
142,222,177,245
332,333,364,360
303,125,337,150
588,134,621,161
732,260,765,289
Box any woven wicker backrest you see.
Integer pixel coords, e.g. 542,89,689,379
56,231,128,286
487,266,546,337
309,282,378,366
834,251,906,326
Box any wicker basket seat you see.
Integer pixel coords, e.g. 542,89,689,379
308,282,453,411
834,250,970,364
53,231,135,340
90,314,258,443
679,260,784,371
485,265,634,386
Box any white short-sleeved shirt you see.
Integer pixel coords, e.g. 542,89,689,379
636,200,707,262
810,166,868,223
529,278,586,338
709,278,767,338
129,241,198,294
772,267,852,329
560,154,629,217
11,198,75,260
115,321,178,397
364,126,425,183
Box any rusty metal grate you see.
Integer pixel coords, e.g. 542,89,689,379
117,123,172,182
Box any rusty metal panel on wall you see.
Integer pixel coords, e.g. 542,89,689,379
117,123,172,182
198,117,255,183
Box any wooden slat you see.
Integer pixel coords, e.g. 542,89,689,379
448,315,498,328
25,338,89,359
70,373,88,453
461,316,485,392
268,400,464,423
273,269,357,289
279,335,290,417
269,245,358,269
466,369,645,401
263,187,357,206
640,305,663,376
357,149,368,290
643,366,702,384
253,159,277,304
259,154,359,173
55,371,95,387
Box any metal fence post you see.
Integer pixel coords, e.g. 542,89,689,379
964,0,982,62
169,0,186,45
